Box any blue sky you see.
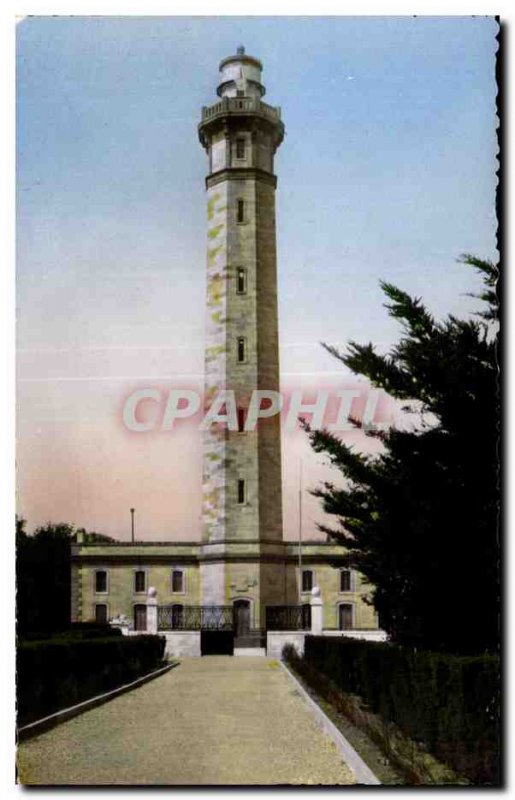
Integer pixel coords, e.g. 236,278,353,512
16,16,498,540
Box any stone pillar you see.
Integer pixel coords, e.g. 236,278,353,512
310,586,323,636
146,586,158,634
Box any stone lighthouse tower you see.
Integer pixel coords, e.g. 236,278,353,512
198,48,287,629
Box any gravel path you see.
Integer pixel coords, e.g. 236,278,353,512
17,657,356,785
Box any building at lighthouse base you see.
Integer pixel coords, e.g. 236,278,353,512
71,534,381,647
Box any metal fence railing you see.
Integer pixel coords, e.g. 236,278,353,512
157,605,234,631
157,603,313,632
265,605,311,631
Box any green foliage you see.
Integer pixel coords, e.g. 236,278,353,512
302,636,500,785
20,623,123,642
16,520,115,636
17,634,166,726
306,257,499,653
16,521,74,635
460,254,499,321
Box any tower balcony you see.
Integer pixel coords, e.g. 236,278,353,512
199,96,284,149
201,95,281,122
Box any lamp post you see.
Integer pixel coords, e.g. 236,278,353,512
298,460,303,604
130,508,135,543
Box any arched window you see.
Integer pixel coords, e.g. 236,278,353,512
237,199,245,223
339,604,354,631
134,604,147,631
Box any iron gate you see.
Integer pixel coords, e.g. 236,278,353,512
157,605,234,631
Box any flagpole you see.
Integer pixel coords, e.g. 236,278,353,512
298,459,303,604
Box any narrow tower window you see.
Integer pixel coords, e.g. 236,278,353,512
237,407,246,432
236,267,247,294
237,337,246,363
237,199,245,223
236,137,246,159
237,479,246,504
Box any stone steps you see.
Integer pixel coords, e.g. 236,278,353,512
233,647,266,657
234,633,266,649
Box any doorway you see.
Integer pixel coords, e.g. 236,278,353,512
134,604,147,631
233,599,251,637
339,603,354,631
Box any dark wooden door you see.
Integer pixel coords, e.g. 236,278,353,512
95,604,108,625
339,604,353,631
233,600,250,636
134,604,147,631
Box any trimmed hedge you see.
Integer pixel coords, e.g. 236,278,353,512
17,634,166,727
20,623,123,642
303,636,500,785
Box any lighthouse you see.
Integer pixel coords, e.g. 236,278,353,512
71,48,381,649
198,48,286,627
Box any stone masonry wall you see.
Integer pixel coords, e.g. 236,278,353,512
78,563,200,623
225,176,260,541
202,181,230,544
256,179,283,544
288,562,379,629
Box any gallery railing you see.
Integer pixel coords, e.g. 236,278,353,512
157,605,234,631
265,605,311,631
201,96,281,122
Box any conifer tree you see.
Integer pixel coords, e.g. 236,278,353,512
307,256,499,653
16,520,115,635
